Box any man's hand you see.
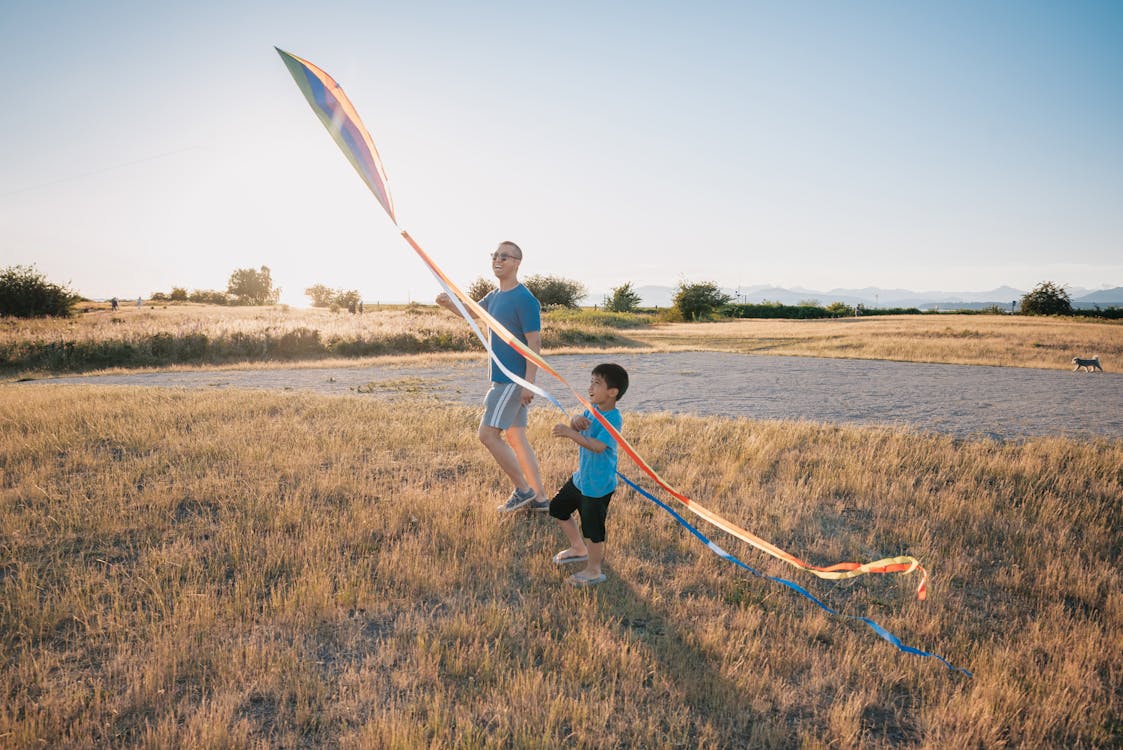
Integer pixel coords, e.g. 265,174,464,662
435,292,451,308
521,387,535,406
570,415,590,431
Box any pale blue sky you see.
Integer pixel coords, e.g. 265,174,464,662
2,1,1121,305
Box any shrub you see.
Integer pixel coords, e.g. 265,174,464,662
468,277,497,302
0,265,79,318
189,289,231,305
1020,281,1072,316
673,281,731,320
605,282,642,313
524,274,587,308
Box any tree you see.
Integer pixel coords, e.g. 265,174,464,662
1020,281,1072,316
305,284,335,307
673,281,731,320
0,264,79,318
227,266,279,306
170,287,188,302
605,282,642,313
468,277,497,302
524,274,587,308
335,289,361,311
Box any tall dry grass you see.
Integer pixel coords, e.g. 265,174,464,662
2,386,1120,748
4,304,1118,376
631,315,1123,370
0,304,638,375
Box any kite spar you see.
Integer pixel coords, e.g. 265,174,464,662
275,47,970,675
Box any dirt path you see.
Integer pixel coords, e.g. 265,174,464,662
21,352,1123,441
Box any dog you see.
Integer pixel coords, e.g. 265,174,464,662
1072,356,1104,372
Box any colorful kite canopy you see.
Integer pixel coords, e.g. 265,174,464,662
276,48,395,223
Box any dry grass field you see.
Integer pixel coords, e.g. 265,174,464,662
2,303,1119,377
2,386,1120,748
0,303,641,376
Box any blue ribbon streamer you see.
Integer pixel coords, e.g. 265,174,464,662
616,473,973,677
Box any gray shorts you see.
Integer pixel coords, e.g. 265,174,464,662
481,382,527,430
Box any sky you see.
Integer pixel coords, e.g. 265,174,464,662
2,1,1121,306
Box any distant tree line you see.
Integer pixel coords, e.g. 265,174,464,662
305,284,362,311
6,263,1122,322
151,266,281,307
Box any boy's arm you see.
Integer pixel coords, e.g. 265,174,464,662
551,423,608,453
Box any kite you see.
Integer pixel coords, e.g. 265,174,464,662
276,47,969,675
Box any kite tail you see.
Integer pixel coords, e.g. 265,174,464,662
617,475,970,676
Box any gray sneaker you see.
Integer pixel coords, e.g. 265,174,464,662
527,497,550,512
497,487,536,513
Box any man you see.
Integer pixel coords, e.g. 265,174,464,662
436,241,546,512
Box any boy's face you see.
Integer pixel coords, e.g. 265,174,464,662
588,374,617,407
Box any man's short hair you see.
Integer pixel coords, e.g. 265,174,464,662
593,363,629,400
498,241,522,258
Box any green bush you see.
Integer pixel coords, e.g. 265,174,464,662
673,281,731,320
0,265,79,318
605,282,642,313
1020,281,1072,316
524,274,587,308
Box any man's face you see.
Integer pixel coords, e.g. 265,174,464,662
491,246,521,278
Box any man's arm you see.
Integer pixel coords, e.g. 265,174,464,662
520,330,541,405
435,292,481,320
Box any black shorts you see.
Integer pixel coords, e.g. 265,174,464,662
548,477,613,544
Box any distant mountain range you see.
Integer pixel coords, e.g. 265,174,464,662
588,285,1123,311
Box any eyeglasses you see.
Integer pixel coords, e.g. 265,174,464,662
490,253,521,262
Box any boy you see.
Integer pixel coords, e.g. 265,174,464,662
549,363,629,586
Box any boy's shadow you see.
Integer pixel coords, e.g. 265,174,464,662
589,575,783,744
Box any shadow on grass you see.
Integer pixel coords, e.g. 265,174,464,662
589,575,787,746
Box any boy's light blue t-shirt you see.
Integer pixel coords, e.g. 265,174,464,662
479,284,541,383
573,406,622,498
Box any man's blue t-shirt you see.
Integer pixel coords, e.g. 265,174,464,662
479,284,541,383
573,406,622,498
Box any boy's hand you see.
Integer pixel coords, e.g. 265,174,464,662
552,423,578,439
570,415,590,431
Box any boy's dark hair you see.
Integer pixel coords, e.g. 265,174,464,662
593,362,629,400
